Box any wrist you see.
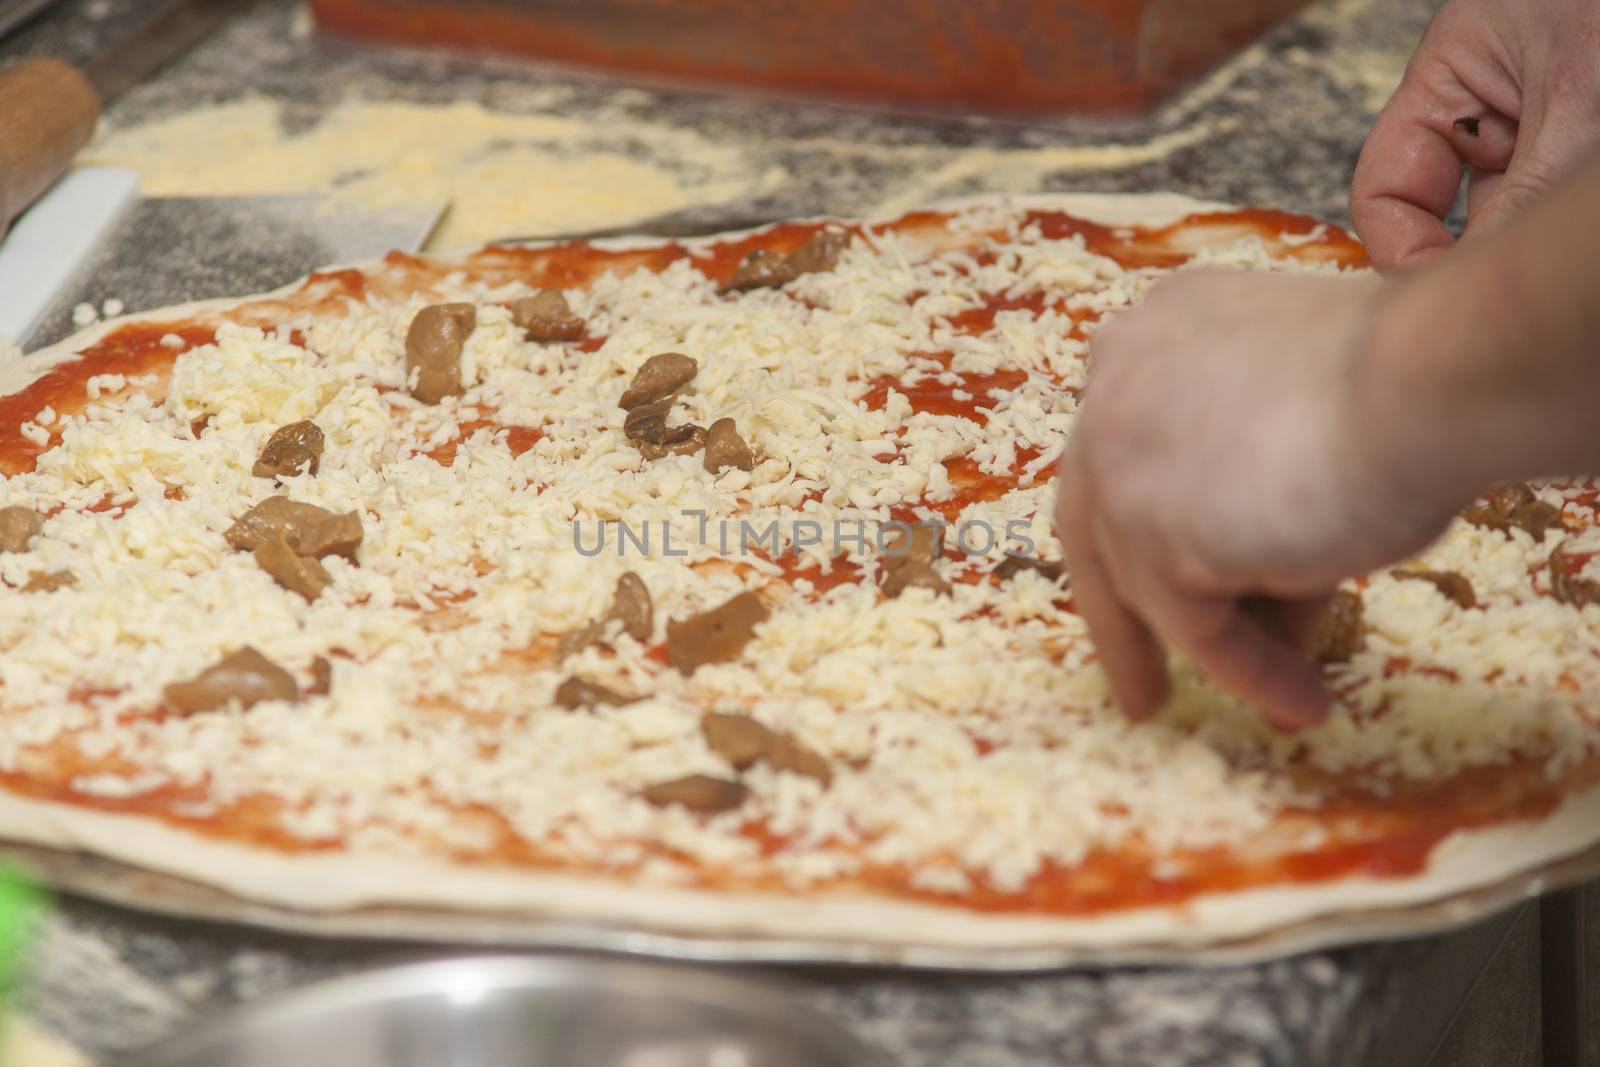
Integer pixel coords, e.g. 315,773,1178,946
1342,272,1486,528
1356,165,1600,494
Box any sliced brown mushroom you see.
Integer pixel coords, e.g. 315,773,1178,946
512,289,584,342
1391,569,1476,609
638,426,707,460
254,537,333,601
618,352,698,411
1313,590,1367,665
721,249,797,292
702,712,831,784
252,420,325,480
309,656,333,697
703,418,755,474
225,496,327,552
163,646,299,714
559,573,654,658
666,591,770,675
405,303,476,405
641,774,750,815
554,676,634,711
611,571,653,642
624,397,705,459
558,619,607,660
225,497,363,562
622,398,676,441
786,228,852,275
291,509,364,562
21,569,75,593
881,522,943,567
881,561,951,598
0,506,43,553
1550,550,1600,608
878,522,950,597
993,555,1066,584
1464,482,1564,541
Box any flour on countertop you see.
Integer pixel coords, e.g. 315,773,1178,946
852,123,1226,216
83,96,1233,253
83,98,786,251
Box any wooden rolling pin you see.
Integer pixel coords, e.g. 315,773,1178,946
0,57,101,243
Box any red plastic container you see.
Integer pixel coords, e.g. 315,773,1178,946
310,0,1312,117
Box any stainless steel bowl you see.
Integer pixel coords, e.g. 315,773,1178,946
128,955,892,1067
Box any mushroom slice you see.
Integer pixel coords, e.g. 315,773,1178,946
0,506,43,553
225,497,323,553
624,397,705,459
786,228,852,275
702,712,831,785
878,522,949,597
560,574,653,659
666,591,770,675
292,509,364,563
1391,569,1476,609
163,647,299,714
309,656,333,696
637,425,706,460
721,249,797,292
703,418,755,474
21,569,75,593
881,522,943,568
1464,482,1564,540
881,560,952,598
512,289,584,342
254,537,333,601
618,352,698,411
252,420,325,480
225,497,362,562
554,676,634,711
641,774,749,815
993,555,1065,584
558,619,607,660
610,571,653,642
1313,590,1367,665
1550,550,1600,608
622,398,676,442
405,303,476,405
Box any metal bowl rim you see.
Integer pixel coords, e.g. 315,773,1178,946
129,954,892,1067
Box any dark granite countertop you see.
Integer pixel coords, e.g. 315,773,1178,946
0,2,1516,1065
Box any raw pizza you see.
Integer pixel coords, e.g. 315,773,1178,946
1,192,1599,955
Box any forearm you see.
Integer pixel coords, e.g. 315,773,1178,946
1362,157,1600,505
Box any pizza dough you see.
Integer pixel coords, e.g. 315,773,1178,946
1,194,1598,959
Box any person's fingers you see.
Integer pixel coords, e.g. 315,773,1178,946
1276,596,1334,656
1468,92,1600,238
1056,454,1172,720
1239,594,1332,654
1446,110,1519,170
1350,67,1509,270
1453,113,1519,226
1352,92,1470,269
1466,165,1504,221
1162,598,1334,732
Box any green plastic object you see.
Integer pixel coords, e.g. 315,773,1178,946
0,872,44,1000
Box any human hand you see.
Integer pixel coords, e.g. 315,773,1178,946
1055,271,1463,729
1350,0,1600,271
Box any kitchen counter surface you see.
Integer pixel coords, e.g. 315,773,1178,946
0,2,1513,1065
